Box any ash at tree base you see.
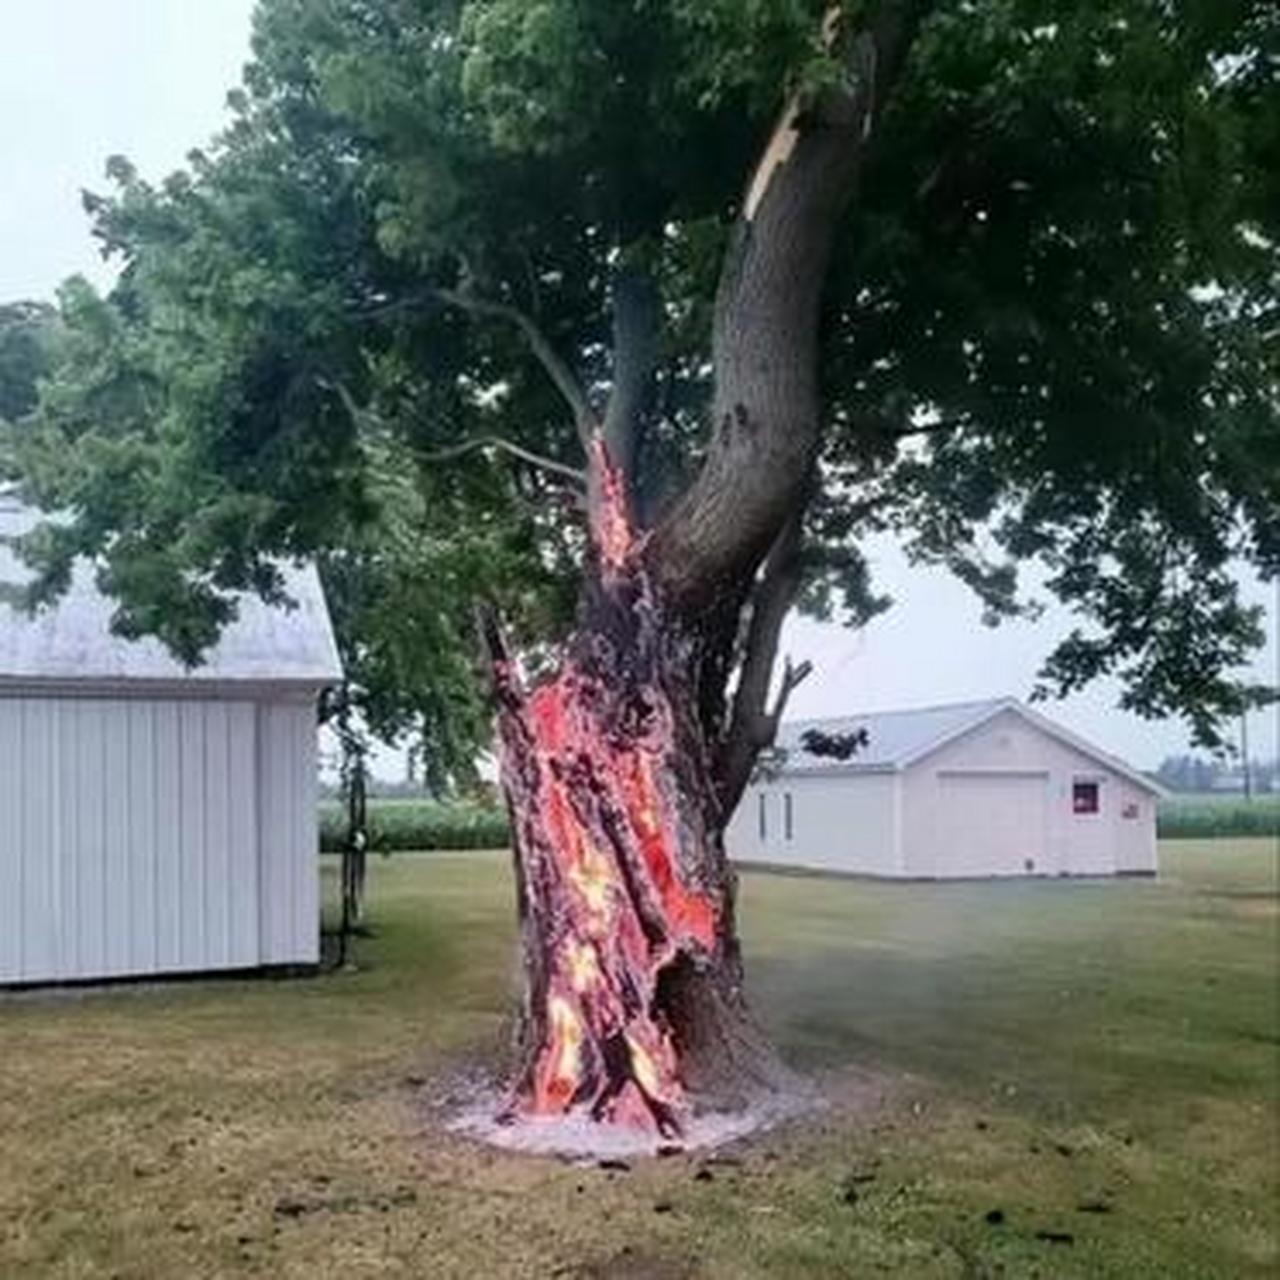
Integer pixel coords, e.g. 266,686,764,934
447,1079,816,1160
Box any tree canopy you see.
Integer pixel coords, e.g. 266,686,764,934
6,0,1278,772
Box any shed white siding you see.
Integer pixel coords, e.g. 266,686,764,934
1,493,340,986
727,771,900,875
0,695,321,985
257,701,322,967
726,699,1161,879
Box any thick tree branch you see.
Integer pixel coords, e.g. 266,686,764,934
601,265,661,491
718,511,808,813
652,0,931,610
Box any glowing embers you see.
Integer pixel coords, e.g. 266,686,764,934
536,995,586,1111
624,751,717,951
496,436,720,1135
512,662,719,1135
564,939,602,993
591,439,635,572
566,836,615,923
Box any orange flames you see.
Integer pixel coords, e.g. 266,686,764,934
591,438,635,572
499,442,721,1135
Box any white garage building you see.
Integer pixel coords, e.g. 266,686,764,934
727,698,1162,879
0,494,342,986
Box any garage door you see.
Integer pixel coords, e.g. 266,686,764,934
935,771,1049,877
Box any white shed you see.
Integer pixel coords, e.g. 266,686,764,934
0,495,342,986
727,698,1163,879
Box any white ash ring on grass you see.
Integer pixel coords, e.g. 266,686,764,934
436,1072,821,1161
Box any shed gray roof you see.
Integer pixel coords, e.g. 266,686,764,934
774,697,1163,795
0,494,343,692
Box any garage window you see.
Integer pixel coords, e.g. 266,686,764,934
1072,780,1100,814
784,792,794,841
758,793,768,840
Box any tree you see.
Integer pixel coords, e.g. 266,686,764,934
0,300,59,427
1155,753,1223,793
11,0,1279,1134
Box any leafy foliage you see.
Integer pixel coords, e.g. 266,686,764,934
800,726,871,760
0,301,59,427
9,0,1279,766
828,0,1280,743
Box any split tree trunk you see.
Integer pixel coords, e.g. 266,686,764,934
488,454,785,1133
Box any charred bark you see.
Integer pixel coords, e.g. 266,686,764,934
601,264,661,491
487,451,787,1133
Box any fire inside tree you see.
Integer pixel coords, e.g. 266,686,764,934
488,444,779,1134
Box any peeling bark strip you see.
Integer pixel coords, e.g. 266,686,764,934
489,446,732,1135
743,7,847,222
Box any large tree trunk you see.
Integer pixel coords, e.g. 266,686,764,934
488,454,784,1133
651,1,924,609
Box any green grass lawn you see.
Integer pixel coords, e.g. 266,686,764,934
2,840,1276,1278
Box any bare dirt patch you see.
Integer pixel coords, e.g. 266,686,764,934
570,1245,697,1279
1229,896,1280,920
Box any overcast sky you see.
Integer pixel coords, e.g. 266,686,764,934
2,1,1275,772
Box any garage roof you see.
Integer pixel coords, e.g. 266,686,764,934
777,699,1003,771
774,697,1163,795
0,494,342,693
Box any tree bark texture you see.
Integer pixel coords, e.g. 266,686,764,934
653,1,927,610
489,448,784,1133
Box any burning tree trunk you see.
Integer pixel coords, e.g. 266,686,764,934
487,450,784,1134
